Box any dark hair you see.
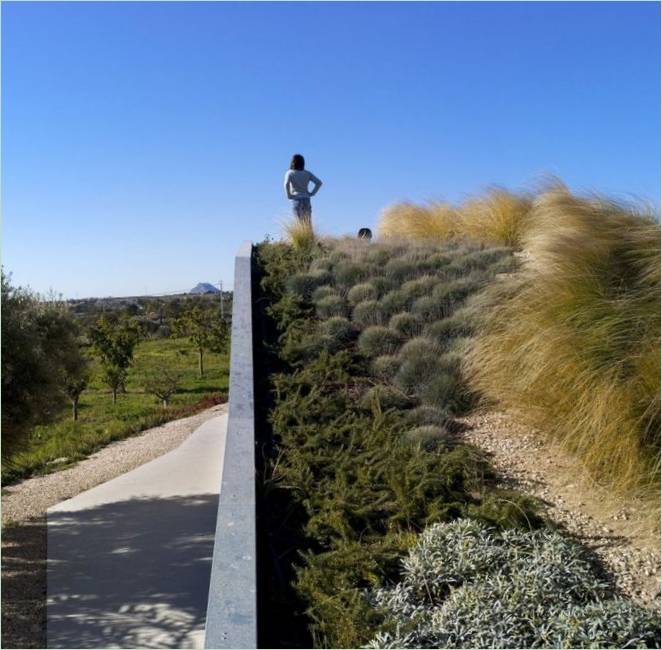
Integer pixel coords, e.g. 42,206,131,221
290,154,305,170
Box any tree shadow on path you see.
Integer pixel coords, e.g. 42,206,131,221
47,494,218,649
2,515,47,649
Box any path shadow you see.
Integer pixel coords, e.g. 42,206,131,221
48,494,218,649
2,516,48,648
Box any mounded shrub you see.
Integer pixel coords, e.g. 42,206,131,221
316,294,349,319
384,258,419,284
371,355,401,381
348,282,378,305
360,384,415,412
394,337,444,394
389,312,424,338
380,289,409,319
367,519,660,649
412,295,446,322
404,405,451,428
401,275,440,302
312,285,338,303
426,252,453,270
371,276,397,297
358,326,403,358
336,261,374,287
425,314,473,347
405,425,452,451
320,316,355,346
352,300,385,327
287,269,333,300
365,247,392,266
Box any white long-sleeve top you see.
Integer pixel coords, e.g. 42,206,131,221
284,169,323,199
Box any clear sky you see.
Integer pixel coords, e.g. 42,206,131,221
3,1,660,298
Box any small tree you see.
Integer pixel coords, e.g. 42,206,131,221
143,369,182,408
62,356,90,421
89,315,141,402
173,307,229,377
1,271,85,458
101,365,127,405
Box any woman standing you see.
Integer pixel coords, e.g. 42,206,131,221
283,154,323,224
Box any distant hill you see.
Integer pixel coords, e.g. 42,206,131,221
189,282,220,295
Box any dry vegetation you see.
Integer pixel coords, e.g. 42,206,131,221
378,183,660,513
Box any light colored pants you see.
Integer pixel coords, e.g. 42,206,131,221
292,197,312,223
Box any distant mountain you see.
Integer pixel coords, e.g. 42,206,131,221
189,282,220,295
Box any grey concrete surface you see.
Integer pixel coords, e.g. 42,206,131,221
204,241,257,649
47,413,228,649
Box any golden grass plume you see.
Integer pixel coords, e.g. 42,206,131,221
463,187,660,508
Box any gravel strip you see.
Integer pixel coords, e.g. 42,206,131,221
457,410,661,611
2,402,227,524
1,403,227,649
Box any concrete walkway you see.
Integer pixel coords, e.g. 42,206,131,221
46,413,228,649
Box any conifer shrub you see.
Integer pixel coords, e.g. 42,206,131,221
348,282,378,305
371,355,401,381
358,326,404,358
312,285,338,303
366,519,660,649
352,299,386,327
389,312,424,338
320,316,356,346
316,294,349,319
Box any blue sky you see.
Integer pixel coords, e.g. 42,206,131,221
3,1,660,298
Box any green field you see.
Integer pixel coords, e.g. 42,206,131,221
2,336,229,486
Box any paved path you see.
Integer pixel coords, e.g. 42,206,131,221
46,413,228,649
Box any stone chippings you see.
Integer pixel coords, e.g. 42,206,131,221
455,411,661,611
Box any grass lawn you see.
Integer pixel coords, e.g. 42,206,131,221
2,336,229,486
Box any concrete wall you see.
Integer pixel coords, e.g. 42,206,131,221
204,241,256,649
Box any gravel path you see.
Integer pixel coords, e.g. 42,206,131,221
1,402,227,649
457,411,660,611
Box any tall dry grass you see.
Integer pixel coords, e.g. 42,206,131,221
379,189,533,249
282,217,316,252
379,201,460,243
463,187,660,505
